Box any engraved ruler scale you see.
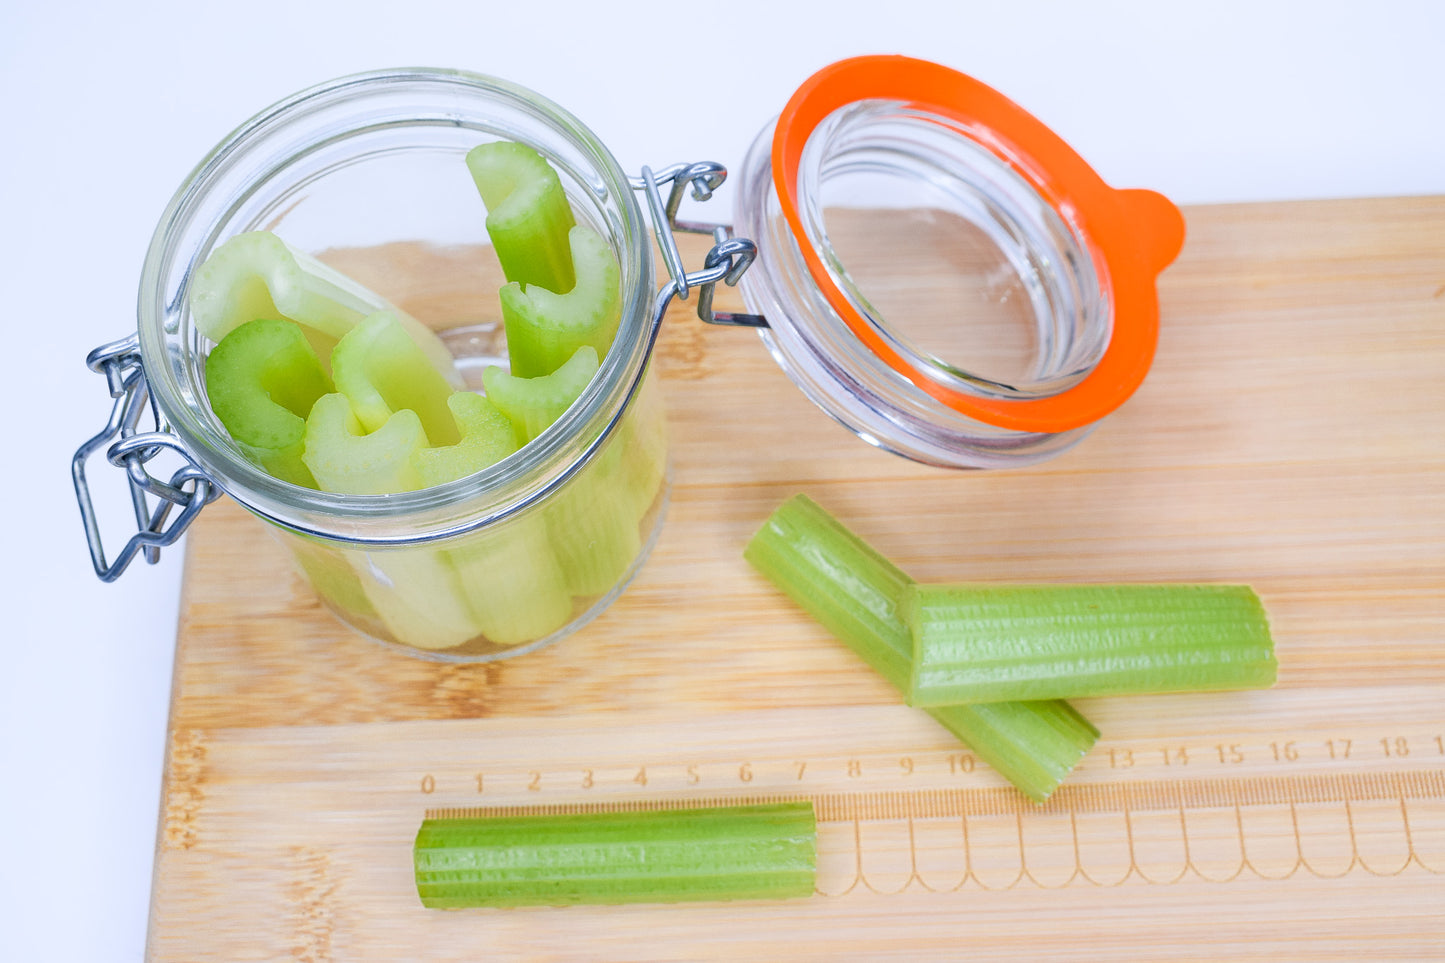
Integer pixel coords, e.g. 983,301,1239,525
148,199,1445,960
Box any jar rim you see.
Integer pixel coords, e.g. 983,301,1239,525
769,55,1185,434
136,67,655,546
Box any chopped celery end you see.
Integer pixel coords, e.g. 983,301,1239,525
203,317,332,488
189,230,462,387
906,583,1278,707
447,519,574,646
482,345,599,445
745,493,1098,803
331,311,460,447
929,701,1099,804
415,802,816,908
414,392,519,488
301,392,426,496
466,141,576,294
499,223,621,378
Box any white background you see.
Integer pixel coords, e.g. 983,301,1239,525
3,1,1442,958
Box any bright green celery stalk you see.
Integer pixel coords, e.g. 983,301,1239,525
907,583,1277,707
302,393,482,651
744,494,1098,804
484,346,641,597
466,141,576,294
331,311,460,447
498,224,621,378
203,317,332,487
415,393,574,646
414,802,816,908
189,230,462,388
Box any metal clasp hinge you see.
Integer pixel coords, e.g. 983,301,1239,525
632,161,768,329
72,334,221,582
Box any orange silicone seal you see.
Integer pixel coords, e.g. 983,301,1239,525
771,55,1186,434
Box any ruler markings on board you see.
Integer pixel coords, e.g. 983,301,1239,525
425,770,1445,893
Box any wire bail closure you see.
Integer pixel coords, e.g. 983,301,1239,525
72,334,221,582
631,162,767,330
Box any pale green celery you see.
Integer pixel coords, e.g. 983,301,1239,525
302,393,427,496
189,230,461,388
203,317,332,488
544,441,644,597
907,583,1277,707
286,537,379,627
302,393,482,651
744,493,1098,803
612,373,669,521
466,141,576,294
413,392,519,487
415,802,816,908
499,224,621,378
481,345,599,446
415,393,574,646
331,311,460,446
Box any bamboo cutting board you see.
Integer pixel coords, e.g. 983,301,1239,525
149,198,1445,960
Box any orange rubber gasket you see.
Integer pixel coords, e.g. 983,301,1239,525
772,55,1186,434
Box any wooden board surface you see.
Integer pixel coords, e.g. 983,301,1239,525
149,197,1445,960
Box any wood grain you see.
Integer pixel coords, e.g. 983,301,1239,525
150,197,1445,960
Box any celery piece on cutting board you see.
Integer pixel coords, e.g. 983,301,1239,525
302,393,482,651
415,802,816,908
415,393,574,646
907,583,1277,707
498,223,622,378
203,317,332,488
744,493,1099,804
189,230,462,388
466,141,577,294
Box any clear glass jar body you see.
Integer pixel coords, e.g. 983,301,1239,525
734,103,1111,469
138,69,666,661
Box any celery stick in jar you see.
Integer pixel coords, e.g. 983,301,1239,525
189,230,461,387
465,141,576,295
203,317,332,488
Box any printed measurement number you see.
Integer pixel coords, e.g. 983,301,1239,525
420,732,1444,795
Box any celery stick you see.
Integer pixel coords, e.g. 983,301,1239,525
415,802,816,908
481,345,599,445
499,224,621,377
744,494,1097,803
413,392,519,488
331,311,460,447
303,393,481,651
189,230,462,388
302,393,427,496
203,317,332,488
544,442,644,597
907,583,1277,706
466,141,576,294
414,393,574,646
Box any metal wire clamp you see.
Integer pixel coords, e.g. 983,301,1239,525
72,334,220,582
632,162,768,329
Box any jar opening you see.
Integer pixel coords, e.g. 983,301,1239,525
137,68,655,546
798,100,1109,400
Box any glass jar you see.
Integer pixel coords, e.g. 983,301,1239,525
87,68,676,661
734,56,1185,468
